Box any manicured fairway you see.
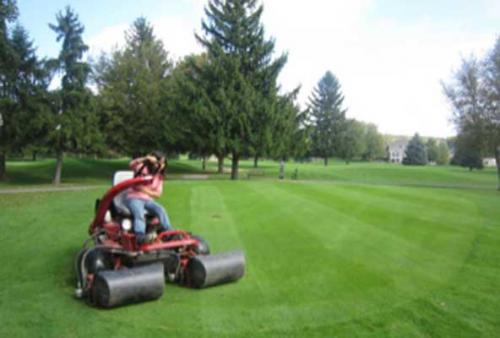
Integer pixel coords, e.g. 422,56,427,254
1,177,499,336
0,158,204,186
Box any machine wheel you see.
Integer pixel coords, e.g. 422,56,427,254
85,248,113,274
192,235,210,255
162,254,181,282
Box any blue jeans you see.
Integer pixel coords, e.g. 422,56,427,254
126,198,172,235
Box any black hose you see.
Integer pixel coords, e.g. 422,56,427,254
75,240,140,295
74,231,104,292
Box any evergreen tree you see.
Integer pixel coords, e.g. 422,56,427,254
171,53,228,172
0,0,18,179
196,0,287,179
270,87,306,161
1,4,50,179
309,71,346,165
402,133,428,165
426,138,439,162
0,0,16,67
49,7,99,184
9,25,52,151
95,17,174,156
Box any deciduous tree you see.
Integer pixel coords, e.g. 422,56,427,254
361,123,385,161
442,45,500,188
426,138,439,163
338,119,364,164
436,140,450,165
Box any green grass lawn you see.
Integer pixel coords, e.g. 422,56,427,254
239,159,498,189
0,159,499,336
0,157,206,186
1,157,497,190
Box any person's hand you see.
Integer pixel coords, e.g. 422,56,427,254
139,185,161,198
158,160,166,171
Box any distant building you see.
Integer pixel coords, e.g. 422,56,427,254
387,139,408,164
385,134,451,164
483,157,497,167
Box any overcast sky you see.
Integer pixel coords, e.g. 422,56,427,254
17,0,499,137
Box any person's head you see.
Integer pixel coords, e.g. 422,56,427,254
150,150,166,166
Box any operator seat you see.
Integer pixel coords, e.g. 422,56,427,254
112,170,155,222
112,170,135,216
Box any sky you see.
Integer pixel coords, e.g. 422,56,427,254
16,0,499,137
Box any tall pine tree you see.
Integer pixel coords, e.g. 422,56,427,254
10,25,52,155
95,17,174,156
0,3,50,179
402,133,428,165
171,53,227,172
49,6,98,184
196,0,287,179
271,87,308,161
309,71,346,166
0,0,18,179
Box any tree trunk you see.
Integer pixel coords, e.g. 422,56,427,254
217,154,224,174
231,152,239,180
202,156,207,171
32,151,37,161
0,152,6,181
324,157,328,166
254,155,259,168
53,151,63,185
496,147,500,191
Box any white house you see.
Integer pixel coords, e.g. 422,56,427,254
483,157,497,167
387,139,408,163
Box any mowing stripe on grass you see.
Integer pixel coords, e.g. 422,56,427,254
1,178,499,337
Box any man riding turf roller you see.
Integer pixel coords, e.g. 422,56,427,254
126,151,173,244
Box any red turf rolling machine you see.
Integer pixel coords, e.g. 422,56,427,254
74,171,245,308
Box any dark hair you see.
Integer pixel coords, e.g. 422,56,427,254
150,150,165,161
146,150,166,175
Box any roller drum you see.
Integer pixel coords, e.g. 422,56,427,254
93,263,165,308
187,251,245,288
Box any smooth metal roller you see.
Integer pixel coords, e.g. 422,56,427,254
187,251,246,288
93,263,165,308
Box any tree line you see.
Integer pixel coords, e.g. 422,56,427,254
398,133,450,166
3,1,496,186
0,0,388,183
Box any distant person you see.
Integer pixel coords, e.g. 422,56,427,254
126,151,173,244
